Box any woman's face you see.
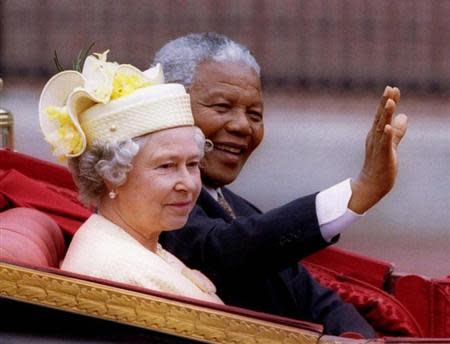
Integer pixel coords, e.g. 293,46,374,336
112,126,202,238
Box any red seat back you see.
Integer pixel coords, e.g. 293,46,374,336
303,246,393,289
394,275,450,338
0,207,65,267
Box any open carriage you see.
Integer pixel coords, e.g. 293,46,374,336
1,148,449,343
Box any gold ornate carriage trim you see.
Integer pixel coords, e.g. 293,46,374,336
0,261,339,344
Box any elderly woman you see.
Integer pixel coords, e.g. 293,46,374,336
39,51,222,304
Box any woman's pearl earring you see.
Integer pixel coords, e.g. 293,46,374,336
109,190,117,199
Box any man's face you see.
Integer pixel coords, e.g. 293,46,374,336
188,61,264,188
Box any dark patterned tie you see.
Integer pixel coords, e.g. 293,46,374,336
217,191,236,219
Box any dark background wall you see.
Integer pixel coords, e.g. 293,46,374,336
2,0,450,92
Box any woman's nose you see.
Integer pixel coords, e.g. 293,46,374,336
175,167,199,192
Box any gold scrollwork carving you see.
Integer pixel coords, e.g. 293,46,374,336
107,293,138,322
135,299,169,328
0,267,20,294
77,286,109,315
196,312,228,342
166,305,198,334
0,262,326,344
288,332,320,344
16,272,48,301
46,279,79,307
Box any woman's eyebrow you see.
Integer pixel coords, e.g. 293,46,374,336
151,151,200,161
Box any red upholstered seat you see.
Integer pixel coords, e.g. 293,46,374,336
394,275,450,338
303,261,424,337
0,169,91,235
0,150,92,235
303,246,393,289
0,207,65,267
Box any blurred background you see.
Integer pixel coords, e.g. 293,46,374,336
0,0,449,277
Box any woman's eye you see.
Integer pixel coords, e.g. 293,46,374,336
158,163,174,169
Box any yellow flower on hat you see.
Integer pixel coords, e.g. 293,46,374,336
44,106,83,161
111,72,151,100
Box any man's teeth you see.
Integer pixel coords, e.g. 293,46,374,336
215,144,241,154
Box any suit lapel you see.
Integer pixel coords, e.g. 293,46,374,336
197,188,235,221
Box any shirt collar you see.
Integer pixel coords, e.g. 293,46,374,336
203,185,224,202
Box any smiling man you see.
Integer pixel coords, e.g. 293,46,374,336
188,61,263,188
156,32,407,336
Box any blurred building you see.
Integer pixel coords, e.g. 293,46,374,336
1,0,450,92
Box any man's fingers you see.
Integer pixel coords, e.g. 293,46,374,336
376,98,395,134
392,87,401,103
381,124,393,149
373,86,393,126
373,86,400,128
391,113,408,147
393,113,408,132
381,113,408,149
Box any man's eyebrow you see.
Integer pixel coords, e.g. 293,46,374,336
249,101,263,108
198,89,229,99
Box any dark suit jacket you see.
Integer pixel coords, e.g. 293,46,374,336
160,188,375,337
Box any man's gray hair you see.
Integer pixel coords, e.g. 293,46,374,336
153,32,260,88
68,127,206,207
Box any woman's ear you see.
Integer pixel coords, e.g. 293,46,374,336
104,181,118,200
103,180,113,192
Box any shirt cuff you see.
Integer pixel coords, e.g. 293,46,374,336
315,179,364,242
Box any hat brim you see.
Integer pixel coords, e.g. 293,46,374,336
39,71,88,157
143,63,165,84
